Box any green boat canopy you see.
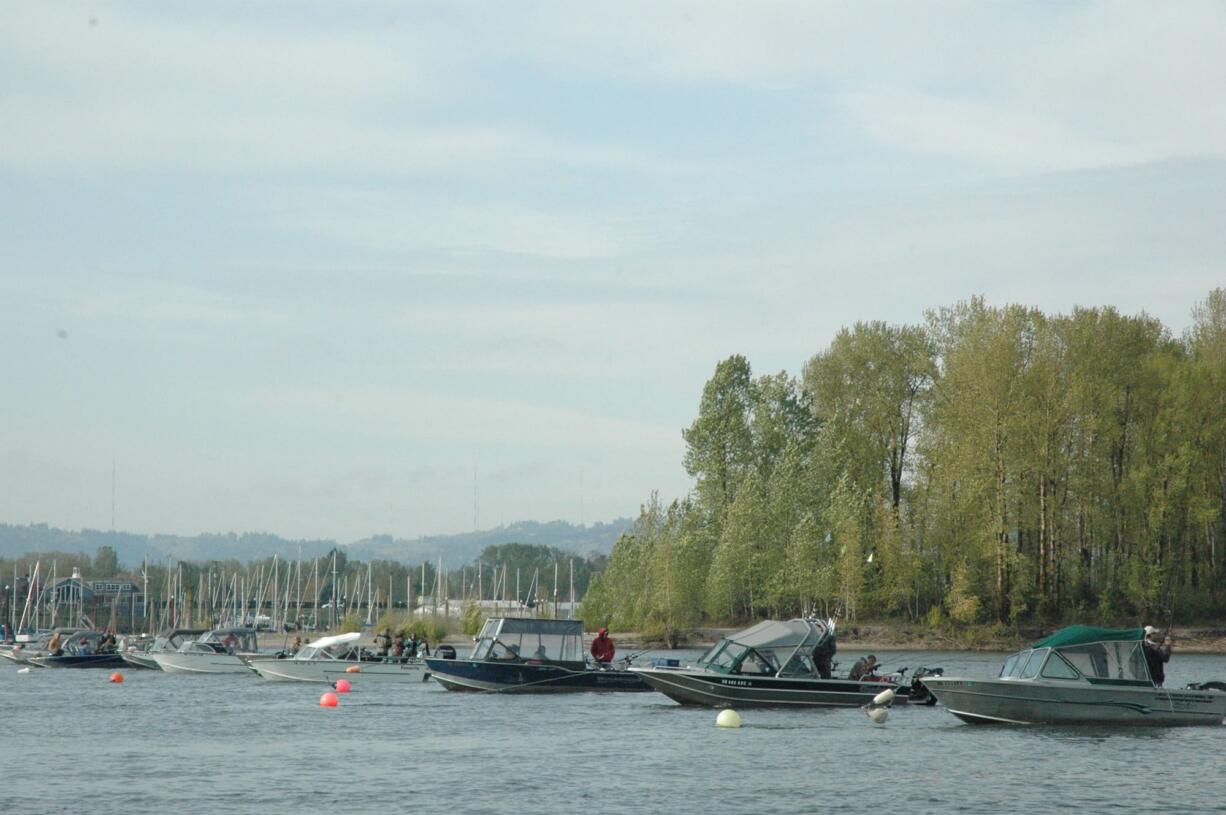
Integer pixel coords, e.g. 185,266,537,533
1031,625,1144,650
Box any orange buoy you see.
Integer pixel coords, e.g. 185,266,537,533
320,692,339,708
334,678,352,694
345,665,360,673
110,672,124,684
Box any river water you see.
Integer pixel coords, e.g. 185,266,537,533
3,649,1225,814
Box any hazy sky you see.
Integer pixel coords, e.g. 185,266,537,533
2,2,1224,542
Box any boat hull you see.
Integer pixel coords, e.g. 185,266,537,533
424,659,651,693
150,652,256,674
631,667,908,708
251,658,426,683
28,653,127,669
921,677,1226,726
121,652,163,670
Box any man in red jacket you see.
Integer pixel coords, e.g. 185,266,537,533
590,627,615,665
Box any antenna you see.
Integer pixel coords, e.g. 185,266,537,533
110,455,116,531
473,468,479,531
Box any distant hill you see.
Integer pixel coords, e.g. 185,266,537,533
0,519,631,568
346,519,631,565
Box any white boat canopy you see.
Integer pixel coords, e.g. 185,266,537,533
726,619,831,651
306,632,361,651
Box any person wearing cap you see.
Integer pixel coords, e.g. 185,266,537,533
590,627,616,666
1142,625,1172,687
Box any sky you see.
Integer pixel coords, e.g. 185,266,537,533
2,2,1224,543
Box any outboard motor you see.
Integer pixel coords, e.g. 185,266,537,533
435,644,457,660
908,667,944,706
1186,681,1226,692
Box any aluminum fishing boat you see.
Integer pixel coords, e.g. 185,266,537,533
630,618,932,707
248,632,427,682
121,628,207,669
424,617,649,693
921,625,1226,726
150,627,264,674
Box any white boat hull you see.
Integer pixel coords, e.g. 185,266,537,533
151,651,258,674
251,658,426,683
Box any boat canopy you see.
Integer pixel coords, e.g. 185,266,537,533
1032,625,1144,650
296,632,361,660
470,617,586,664
726,619,831,651
1001,627,1152,685
307,632,361,651
190,628,259,654
697,618,833,678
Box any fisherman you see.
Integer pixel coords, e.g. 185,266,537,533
391,632,405,659
590,627,615,665
815,638,836,680
849,654,878,681
407,634,419,658
47,631,63,656
1143,625,1172,687
291,635,302,653
376,628,392,658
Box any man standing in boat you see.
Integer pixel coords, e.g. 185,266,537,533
590,627,615,667
1143,625,1172,687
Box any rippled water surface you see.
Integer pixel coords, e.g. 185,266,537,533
4,650,1226,814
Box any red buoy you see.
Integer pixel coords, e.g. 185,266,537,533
320,692,339,708
334,678,352,694
110,672,124,684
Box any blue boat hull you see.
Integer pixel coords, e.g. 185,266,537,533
29,653,127,669
423,658,650,693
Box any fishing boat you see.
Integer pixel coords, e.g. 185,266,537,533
27,631,126,669
1,628,84,666
150,627,264,674
424,617,649,693
630,618,936,708
248,632,427,682
920,625,1226,726
121,628,208,669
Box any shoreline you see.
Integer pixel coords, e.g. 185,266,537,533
609,624,1226,654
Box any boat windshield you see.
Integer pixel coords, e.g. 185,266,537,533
1000,650,1030,678
195,630,258,653
699,641,748,673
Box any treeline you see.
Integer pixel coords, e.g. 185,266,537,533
583,290,1226,632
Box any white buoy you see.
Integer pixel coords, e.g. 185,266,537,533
17,667,31,674
865,705,889,724
716,708,742,728
872,688,895,706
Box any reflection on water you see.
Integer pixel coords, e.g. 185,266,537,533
3,649,1225,815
